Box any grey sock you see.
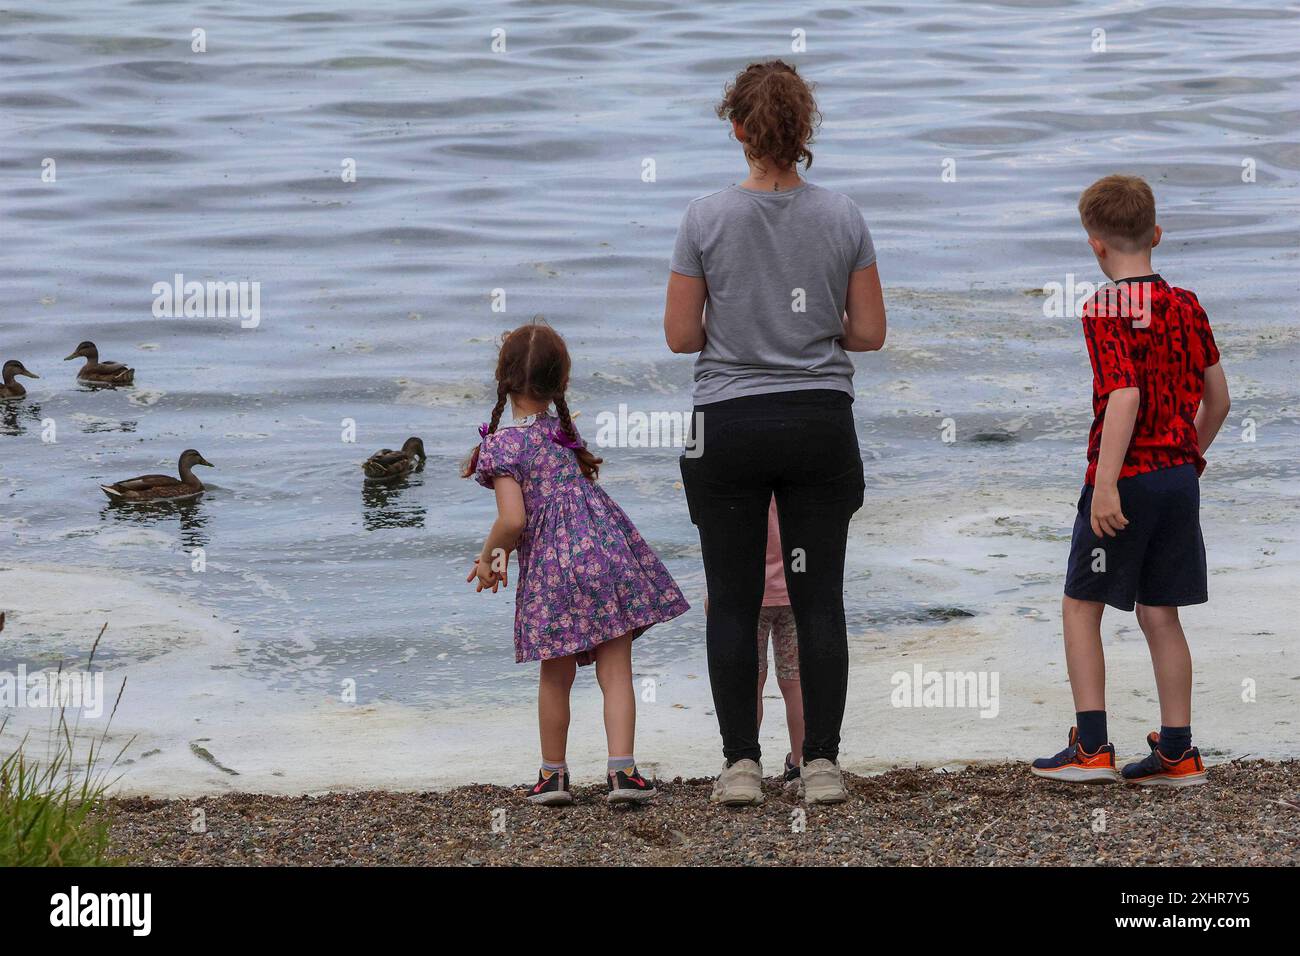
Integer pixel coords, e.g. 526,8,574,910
607,755,635,773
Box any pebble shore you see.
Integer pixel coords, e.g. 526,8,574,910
105,760,1299,866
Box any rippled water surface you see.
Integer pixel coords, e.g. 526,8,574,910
2,1,1298,716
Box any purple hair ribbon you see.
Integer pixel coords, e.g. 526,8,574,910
550,428,585,451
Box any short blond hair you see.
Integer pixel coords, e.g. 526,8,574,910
1078,174,1156,252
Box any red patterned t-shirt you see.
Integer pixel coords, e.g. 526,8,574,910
1081,275,1220,485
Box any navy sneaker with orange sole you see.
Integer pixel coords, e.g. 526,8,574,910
1122,731,1208,787
1031,726,1121,783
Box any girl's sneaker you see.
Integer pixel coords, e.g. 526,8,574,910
781,753,801,794
1030,726,1120,783
526,768,574,806
606,766,657,804
1121,732,1207,787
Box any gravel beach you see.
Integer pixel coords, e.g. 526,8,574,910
105,760,1300,867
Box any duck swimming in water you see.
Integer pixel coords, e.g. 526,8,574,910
65,341,135,385
100,449,213,502
0,360,39,399
362,437,426,483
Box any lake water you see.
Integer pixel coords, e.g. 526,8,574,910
1,0,1297,793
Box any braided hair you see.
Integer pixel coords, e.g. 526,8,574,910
461,321,602,481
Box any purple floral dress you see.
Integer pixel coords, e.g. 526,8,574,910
475,412,690,664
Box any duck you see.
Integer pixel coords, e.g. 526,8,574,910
362,437,426,483
100,449,213,502
65,341,135,385
0,359,39,399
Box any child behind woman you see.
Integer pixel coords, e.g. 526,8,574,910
706,496,806,792
464,322,690,805
756,497,805,791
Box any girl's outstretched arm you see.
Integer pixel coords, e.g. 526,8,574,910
468,476,526,592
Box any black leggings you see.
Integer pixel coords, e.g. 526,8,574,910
680,389,864,764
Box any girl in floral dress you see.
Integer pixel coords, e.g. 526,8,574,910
463,323,690,806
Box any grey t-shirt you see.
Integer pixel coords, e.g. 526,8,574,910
670,182,876,406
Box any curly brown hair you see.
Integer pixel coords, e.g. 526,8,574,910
461,322,602,482
716,60,820,173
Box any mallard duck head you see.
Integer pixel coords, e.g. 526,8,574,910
180,448,215,470
64,341,98,362
401,436,426,459
3,359,39,381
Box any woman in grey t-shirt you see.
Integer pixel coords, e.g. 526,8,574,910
664,60,887,805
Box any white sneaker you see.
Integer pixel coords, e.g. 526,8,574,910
799,758,848,804
710,758,763,805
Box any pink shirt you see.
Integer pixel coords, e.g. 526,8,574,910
763,497,789,606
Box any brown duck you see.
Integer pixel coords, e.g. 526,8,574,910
65,341,135,385
362,437,426,483
1,359,39,399
101,449,213,502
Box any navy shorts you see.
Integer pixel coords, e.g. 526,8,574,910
1064,463,1207,612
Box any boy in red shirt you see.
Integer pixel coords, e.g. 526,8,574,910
1032,175,1232,787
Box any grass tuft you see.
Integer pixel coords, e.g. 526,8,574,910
0,622,131,866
